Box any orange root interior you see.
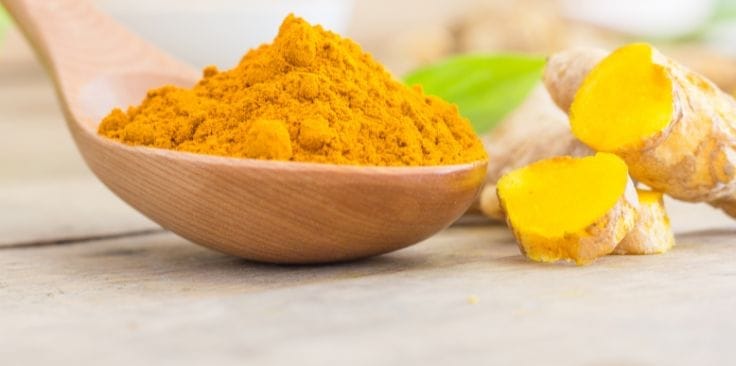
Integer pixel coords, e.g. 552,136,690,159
497,152,630,238
570,43,674,152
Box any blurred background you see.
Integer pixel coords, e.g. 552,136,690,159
1,0,735,182
3,0,736,72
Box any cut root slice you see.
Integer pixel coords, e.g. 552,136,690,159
614,190,675,255
497,153,638,265
478,86,591,221
569,43,674,152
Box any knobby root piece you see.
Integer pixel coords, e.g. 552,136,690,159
614,190,675,255
543,48,606,112
478,86,591,220
546,43,736,218
497,153,638,265
479,184,503,220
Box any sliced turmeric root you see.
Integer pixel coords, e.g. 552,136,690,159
478,86,591,220
546,43,736,218
497,153,638,265
570,44,675,152
614,190,675,255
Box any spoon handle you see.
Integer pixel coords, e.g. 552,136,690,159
1,0,194,99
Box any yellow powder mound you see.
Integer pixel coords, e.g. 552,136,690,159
98,15,487,166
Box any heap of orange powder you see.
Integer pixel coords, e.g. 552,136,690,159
98,15,487,166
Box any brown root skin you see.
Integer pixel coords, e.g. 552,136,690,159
479,184,503,220
665,45,736,95
545,44,736,219
614,190,675,255
479,86,591,220
543,48,606,112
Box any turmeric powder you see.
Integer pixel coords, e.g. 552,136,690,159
98,15,486,166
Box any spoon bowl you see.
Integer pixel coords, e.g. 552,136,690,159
5,0,487,263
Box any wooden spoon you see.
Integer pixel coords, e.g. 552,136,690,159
3,0,487,263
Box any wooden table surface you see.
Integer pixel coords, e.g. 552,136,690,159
2,22,736,366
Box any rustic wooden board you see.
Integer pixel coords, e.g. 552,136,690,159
0,177,158,247
1,200,735,365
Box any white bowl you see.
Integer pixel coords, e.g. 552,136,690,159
94,0,355,69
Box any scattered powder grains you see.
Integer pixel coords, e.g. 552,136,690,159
98,15,487,166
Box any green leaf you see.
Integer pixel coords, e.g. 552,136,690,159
404,54,545,134
0,6,9,46
713,0,736,23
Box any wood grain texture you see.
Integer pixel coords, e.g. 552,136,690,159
80,133,486,263
0,178,158,247
2,200,736,366
2,0,487,263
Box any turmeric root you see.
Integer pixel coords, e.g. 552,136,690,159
479,86,591,220
543,48,606,112
497,153,638,265
614,190,675,255
545,43,736,218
